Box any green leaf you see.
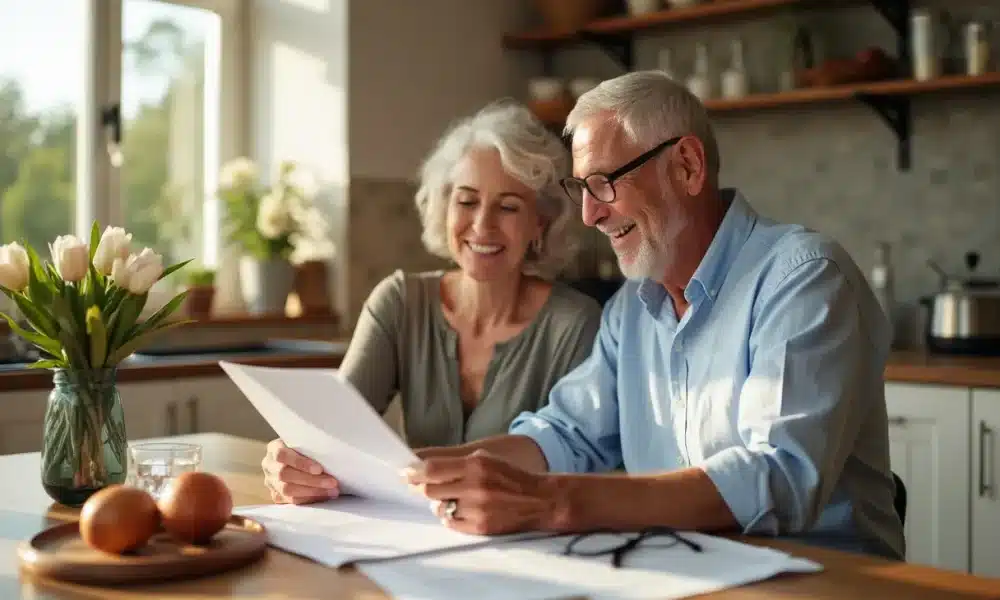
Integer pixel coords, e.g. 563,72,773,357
45,263,65,293
105,319,192,365
0,311,62,358
86,305,108,368
107,294,144,353
24,244,53,308
10,293,59,339
28,359,64,369
89,221,101,262
50,290,86,368
158,258,193,282
66,283,87,336
135,289,189,336
57,325,88,369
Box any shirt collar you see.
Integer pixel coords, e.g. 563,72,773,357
635,189,757,316
688,188,757,304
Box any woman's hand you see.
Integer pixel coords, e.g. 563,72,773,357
403,450,559,535
261,439,340,504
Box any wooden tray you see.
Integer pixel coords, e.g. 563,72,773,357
18,515,268,585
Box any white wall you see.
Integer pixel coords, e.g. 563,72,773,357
250,0,350,316
347,0,533,181
250,0,536,319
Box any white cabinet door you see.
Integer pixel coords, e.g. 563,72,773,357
885,383,970,572
0,389,48,455
118,381,181,441
972,389,1000,578
173,376,276,442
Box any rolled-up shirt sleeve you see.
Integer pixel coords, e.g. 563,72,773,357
508,294,624,474
700,257,885,535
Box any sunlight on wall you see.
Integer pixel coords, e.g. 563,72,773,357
268,42,348,184
279,0,329,12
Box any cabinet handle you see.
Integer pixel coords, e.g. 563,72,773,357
980,421,994,498
166,402,178,436
187,396,199,434
888,416,907,426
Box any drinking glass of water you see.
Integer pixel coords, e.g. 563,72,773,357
127,442,202,499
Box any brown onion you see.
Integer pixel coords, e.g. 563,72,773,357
79,485,160,554
157,471,233,545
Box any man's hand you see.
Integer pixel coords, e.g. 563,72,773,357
403,451,562,535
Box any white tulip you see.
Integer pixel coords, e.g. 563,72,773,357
256,192,291,239
110,248,164,295
0,242,30,292
49,235,89,283
219,157,257,191
92,226,132,275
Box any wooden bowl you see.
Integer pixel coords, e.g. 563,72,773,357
18,515,268,585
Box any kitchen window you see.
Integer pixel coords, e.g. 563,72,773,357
0,0,247,313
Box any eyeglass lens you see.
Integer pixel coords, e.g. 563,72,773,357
562,174,614,205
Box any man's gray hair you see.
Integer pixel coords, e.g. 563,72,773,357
414,100,577,278
564,70,721,178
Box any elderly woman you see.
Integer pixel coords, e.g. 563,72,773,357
261,101,602,504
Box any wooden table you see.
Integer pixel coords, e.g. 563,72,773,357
2,433,998,599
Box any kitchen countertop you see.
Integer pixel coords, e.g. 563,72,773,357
884,351,1000,389
2,340,1000,391
0,339,349,391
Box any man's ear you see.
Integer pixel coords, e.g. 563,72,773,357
676,136,708,196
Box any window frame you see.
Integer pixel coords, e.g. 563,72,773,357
83,0,249,277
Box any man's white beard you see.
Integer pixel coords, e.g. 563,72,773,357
615,214,679,280
618,235,666,280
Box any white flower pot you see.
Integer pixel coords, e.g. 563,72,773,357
239,256,294,315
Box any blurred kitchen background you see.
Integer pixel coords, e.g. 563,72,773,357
1,0,998,351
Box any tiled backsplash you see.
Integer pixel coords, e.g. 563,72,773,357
347,178,450,322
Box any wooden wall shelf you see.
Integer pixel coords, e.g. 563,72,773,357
541,73,1000,167
702,73,1000,112
502,0,1000,170
503,0,851,49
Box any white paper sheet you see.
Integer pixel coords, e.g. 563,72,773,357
235,497,495,568
218,361,422,508
357,532,823,600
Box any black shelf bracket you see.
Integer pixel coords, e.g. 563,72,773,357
578,32,634,71
869,0,912,78
856,93,911,170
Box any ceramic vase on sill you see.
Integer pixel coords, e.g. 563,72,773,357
239,256,294,315
41,368,128,507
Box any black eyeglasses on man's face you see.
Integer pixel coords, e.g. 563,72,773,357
560,136,683,206
562,527,703,568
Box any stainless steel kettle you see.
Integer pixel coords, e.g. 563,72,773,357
923,252,1000,355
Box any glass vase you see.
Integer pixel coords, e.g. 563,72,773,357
41,368,128,507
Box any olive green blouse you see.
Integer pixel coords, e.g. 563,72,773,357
338,270,602,448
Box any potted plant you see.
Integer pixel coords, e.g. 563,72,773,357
183,267,216,320
216,158,327,315
0,223,191,506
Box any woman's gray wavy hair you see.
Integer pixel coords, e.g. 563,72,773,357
414,100,577,279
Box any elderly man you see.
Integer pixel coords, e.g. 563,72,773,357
405,70,904,560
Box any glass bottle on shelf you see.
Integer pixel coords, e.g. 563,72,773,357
686,43,712,100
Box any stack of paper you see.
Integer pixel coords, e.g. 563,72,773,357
358,532,821,600
220,361,823,599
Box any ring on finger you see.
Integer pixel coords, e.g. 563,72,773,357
444,499,459,520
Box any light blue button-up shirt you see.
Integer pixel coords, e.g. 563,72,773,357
510,189,905,560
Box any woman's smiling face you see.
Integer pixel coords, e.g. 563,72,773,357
446,147,543,281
